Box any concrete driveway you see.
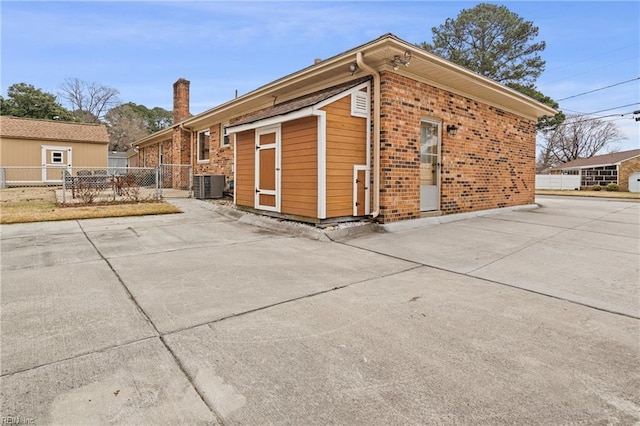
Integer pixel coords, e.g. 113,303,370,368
1,196,638,425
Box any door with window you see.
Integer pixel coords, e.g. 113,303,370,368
255,126,280,211
42,145,72,182
420,121,440,211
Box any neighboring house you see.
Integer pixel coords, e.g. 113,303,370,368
108,151,128,174
134,33,556,224
550,149,640,192
0,116,109,185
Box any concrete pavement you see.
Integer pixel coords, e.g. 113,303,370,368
1,195,638,425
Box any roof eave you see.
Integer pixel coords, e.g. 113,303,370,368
137,33,557,141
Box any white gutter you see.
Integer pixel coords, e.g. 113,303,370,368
356,51,380,219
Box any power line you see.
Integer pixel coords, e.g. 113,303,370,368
556,77,640,101
560,103,640,118
552,111,637,126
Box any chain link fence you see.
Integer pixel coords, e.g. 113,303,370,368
0,165,193,205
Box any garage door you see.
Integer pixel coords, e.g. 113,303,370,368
629,172,640,193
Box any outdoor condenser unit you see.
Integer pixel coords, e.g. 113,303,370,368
194,174,225,199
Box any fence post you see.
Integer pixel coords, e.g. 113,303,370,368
61,169,66,205
155,166,161,199
0,167,6,189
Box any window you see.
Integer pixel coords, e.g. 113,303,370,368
51,151,63,164
221,125,233,147
197,130,210,162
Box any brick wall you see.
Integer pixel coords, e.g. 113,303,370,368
378,72,537,223
619,156,640,191
173,78,190,124
193,123,234,184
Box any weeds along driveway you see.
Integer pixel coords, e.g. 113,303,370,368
1,197,638,425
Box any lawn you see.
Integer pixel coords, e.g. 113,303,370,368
535,189,640,199
0,187,182,224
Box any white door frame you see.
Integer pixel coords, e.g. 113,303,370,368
419,120,441,211
42,145,72,182
254,125,281,212
353,165,370,216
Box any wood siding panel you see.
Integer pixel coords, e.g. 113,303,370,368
281,116,318,218
321,95,367,218
235,130,255,207
0,138,107,168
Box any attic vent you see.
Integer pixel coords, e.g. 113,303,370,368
351,91,369,118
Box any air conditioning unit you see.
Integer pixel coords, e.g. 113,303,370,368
194,174,225,199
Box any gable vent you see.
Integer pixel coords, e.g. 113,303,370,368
351,91,369,117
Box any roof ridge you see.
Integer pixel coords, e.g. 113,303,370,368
0,115,105,127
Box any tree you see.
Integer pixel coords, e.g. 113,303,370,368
420,3,545,86
0,83,74,120
507,83,565,131
104,104,150,151
126,103,173,133
419,3,562,131
537,114,624,169
58,78,120,123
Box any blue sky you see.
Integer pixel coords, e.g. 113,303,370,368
1,1,638,152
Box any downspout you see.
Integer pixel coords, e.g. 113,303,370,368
179,123,193,164
180,122,194,196
356,51,381,218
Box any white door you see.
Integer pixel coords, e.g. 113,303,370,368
255,126,280,212
420,121,440,211
629,172,640,193
42,145,72,182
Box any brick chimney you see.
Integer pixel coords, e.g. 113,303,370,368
173,78,190,124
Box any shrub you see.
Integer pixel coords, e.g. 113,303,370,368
592,184,602,191
606,183,619,192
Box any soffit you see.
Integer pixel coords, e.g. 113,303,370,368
179,34,557,130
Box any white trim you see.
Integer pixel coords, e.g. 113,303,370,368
233,134,237,204
315,111,327,219
419,119,441,212
254,124,281,212
41,145,72,182
50,150,64,164
221,123,233,147
353,165,369,216
196,129,210,163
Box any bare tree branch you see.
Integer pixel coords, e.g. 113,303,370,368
537,114,625,169
58,78,120,123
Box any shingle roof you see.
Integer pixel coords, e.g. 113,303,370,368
230,77,371,128
553,149,640,169
0,116,109,144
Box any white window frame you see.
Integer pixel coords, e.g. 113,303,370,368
222,124,233,148
51,150,64,164
197,129,210,163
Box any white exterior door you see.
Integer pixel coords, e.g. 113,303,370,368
42,145,72,182
420,121,440,211
255,126,281,212
629,172,640,193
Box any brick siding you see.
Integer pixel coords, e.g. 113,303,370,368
378,72,537,223
193,123,234,184
619,156,640,191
